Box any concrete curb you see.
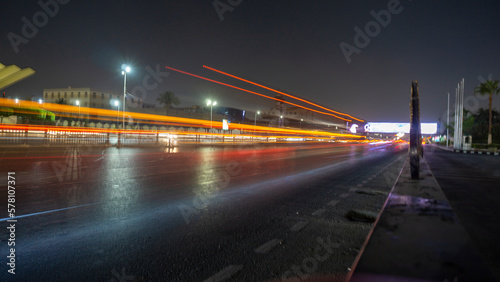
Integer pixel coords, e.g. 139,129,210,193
348,155,495,281
430,144,499,155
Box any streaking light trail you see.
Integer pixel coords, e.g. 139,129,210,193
203,65,364,122
164,66,353,122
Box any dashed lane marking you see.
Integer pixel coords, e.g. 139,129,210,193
255,239,281,254
328,200,340,206
312,209,326,216
204,265,243,282
290,221,309,232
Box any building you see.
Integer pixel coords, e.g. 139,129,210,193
42,87,142,110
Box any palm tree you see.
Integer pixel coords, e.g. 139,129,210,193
474,80,500,144
156,91,180,109
55,98,67,105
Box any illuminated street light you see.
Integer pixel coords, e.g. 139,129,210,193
122,65,131,129
113,100,119,127
76,100,80,125
207,99,217,129
300,118,303,129
38,99,42,104
15,98,19,104
253,110,260,139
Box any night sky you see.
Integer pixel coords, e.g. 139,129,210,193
2,0,500,124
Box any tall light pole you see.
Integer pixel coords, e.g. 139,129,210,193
254,110,260,140
76,100,80,125
446,93,450,147
122,65,131,130
207,99,217,129
300,118,303,129
254,110,260,128
114,100,119,128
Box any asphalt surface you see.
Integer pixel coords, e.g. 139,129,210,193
425,146,500,281
0,141,408,281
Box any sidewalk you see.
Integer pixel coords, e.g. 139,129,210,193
431,143,499,155
348,155,495,281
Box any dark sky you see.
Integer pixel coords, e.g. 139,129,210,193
2,0,500,123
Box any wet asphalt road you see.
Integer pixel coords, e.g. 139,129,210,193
0,142,408,281
425,146,500,281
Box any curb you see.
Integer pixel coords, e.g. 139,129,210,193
430,144,499,155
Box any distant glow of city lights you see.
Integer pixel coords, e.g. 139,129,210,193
364,122,437,134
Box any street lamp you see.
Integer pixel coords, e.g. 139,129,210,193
122,65,131,129
300,118,303,129
254,111,260,139
76,100,80,125
38,99,43,104
15,98,19,104
207,99,217,129
113,100,119,128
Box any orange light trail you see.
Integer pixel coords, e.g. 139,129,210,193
0,98,364,139
203,65,364,122
164,66,352,122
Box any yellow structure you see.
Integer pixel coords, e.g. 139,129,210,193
0,63,35,90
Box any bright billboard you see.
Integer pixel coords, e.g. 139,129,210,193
364,123,437,134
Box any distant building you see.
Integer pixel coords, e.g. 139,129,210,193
42,87,143,110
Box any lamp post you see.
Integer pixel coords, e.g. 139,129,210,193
280,115,283,128
300,118,303,129
207,100,217,129
75,100,80,125
122,65,130,129
253,111,260,140
113,100,119,128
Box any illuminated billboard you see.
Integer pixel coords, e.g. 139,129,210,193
365,123,437,134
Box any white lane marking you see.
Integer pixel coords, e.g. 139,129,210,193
312,209,326,216
328,200,340,206
93,156,104,162
340,193,349,198
0,202,99,222
255,239,281,254
204,265,243,282
290,221,309,232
